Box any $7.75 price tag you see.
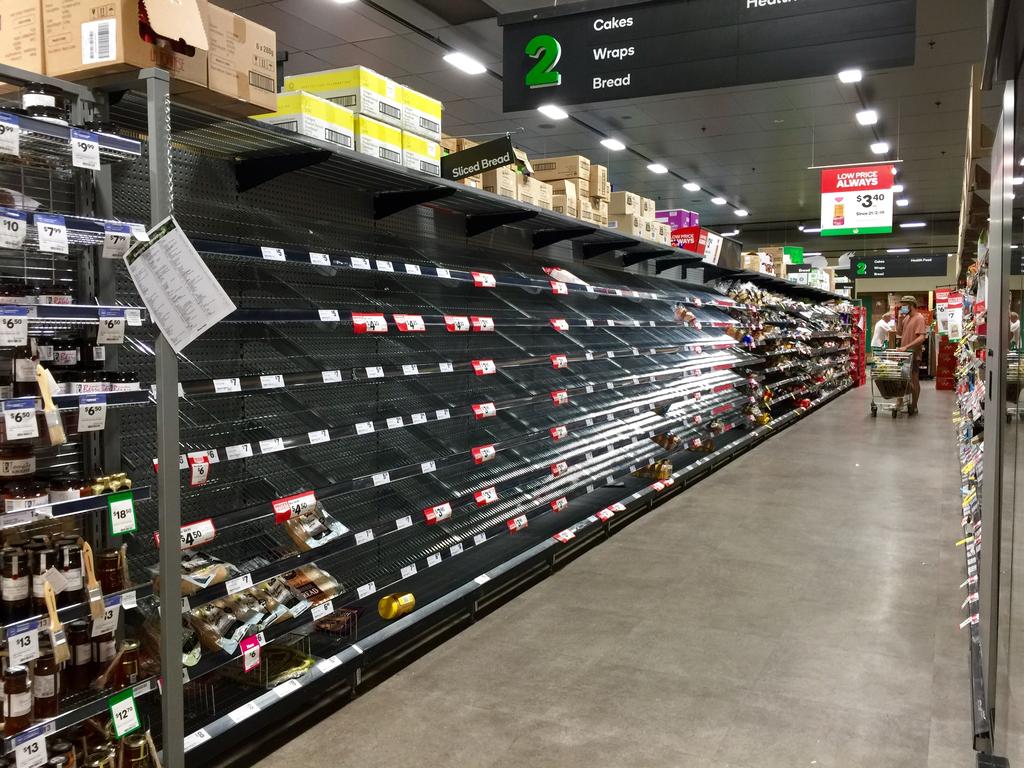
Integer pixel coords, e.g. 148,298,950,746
107,689,141,739
107,491,137,535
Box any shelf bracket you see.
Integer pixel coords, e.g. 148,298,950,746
580,239,642,259
654,257,702,274
622,248,676,267
533,227,596,250
466,210,538,237
234,149,333,193
374,187,456,219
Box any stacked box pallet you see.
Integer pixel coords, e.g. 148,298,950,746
534,156,592,220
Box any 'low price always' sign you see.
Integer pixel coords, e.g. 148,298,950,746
820,164,896,237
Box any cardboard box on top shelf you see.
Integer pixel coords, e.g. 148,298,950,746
532,155,590,183
462,175,483,189
353,114,403,166
593,199,609,226
284,65,403,128
518,175,552,210
640,217,657,241
589,164,610,201
640,197,656,220
548,178,584,199
399,85,442,142
740,252,767,273
578,197,594,224
609,191,641,216
440,134,459,155
655,222,671,245
553,194,577,218
402,131,441,176
482,165,517,199
252,91,355,150
1,0,45,87
42,0,208,90
516,173,537,206
607,213,643,237
512,147,533,175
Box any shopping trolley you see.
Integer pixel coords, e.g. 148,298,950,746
870,350,913,418
1008,351,1023,421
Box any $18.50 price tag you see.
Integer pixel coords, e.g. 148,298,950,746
78,394,107,432
107,689,141,739
108,490,137,535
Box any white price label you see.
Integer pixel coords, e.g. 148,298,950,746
228,701,260,724
3,398,37,440
405,263,422,275
371,471,391,486
351,257,372,270
355,529,375,545
439,362,454,373
427,553,442,567
396,515,413,530
386,416,404,429
401,564,417,578
318,309,341,322
180,518,216,549
365,366,385,379
357,582,376,598
90,599,120,636
0,114,20,158
226,573,254,595
261,246,286,261
260,374,285,389
316,656,342,674
259,437,285,454
435,409,450,420
435,267,452,279
35,213,68,254
0,208,27,249
71,128,101,170
309,252,331,266
14,731,46,768
109,691,141,737
225,443,254,460
96,309,126,344
308,429,330,445
450,543,464,555
0,308,28,347
6,622,40,666
121,590,137,609
421,460,436,474
322,370,342,384
474,533,487,546
275,679,302,698
311,600,334,621
412,412,427,424
213,378,241,394
77,394,107,432
355,421,375,435
402,364,419,376
101,223,132,260
184,730,211,752
376,259,394,272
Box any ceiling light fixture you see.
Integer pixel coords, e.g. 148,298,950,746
896,198,910,207
537,104,568,120
721,229,740,237
856,109,878,125
710,197,727,205
900,222,926,229
892,184,904,193
803,227,822,233
887,248,910,253
870,141,890,154
734,209,749,217
838,69,863,83
804,251,823,256
443,52,487,75
683,182,701,192
600,138,626,151
647,163,669,174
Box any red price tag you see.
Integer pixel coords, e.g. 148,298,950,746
474,487,498,507
553,529,575,543
188,455,210,487
550,354,568,369
549,318,569,332
550,497,568,512
550,280,568,295
393,314,425,332
472,402,496,419
596,508,614,522
240,635,261,671
444,315,470,333
472,359,496,376
651,481,666,491
550,461,568,477
506,514,528,532
470,316,494,332
271,491,317,523
611,502,626,512
472,271,496,288
550,389,569,406
351,313,388,334
423,502,452,525
471,444,496,465
549,425,567,441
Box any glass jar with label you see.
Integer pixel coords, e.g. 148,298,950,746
117,640,140,687
56,542,84,608
11,345,37,397
0,447,35,478
83,751,114,768
4,482,48,514
124,735,147,768
96,549,121,594
33,648,60,719
48,476,88,504
0,371,12,401
4,665,31,733
65,620,91,692
30,547,56,614
1,547,29,622
90,631,115,675
36,285,73,306
49,741,74,768
51,343,79,369
21,84,69,118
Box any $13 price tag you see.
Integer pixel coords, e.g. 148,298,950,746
78,394,107,432
70,128,101,170
107,491,137,535
13,727,47,768
108,689,141,738
6,620,40,666
90,596,121,637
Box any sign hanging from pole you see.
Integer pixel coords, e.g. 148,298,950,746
820,164,895,237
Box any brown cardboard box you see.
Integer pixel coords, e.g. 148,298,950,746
655,222,671,245
534,179,553,210
548,178,584,199
607,213,643,237
440,135,459,155
518,175,552,209
1,0,44,81
640,217,657,241
43,0,207,89
532,155,591,183
482,166,517,199
455,137,479,151
578,197,594,223
609,191,641,216
553,194,577,218
592,199,609,223
589,164,610,201
640,197,656,220
516,174,537,206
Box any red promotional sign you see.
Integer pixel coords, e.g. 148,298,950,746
474,487,498,506
471,444,496,464
549,425,568,441
550,389,569,406
472,271,496,288
506,514,528,532
272,491,317,523
470,316,495,332
947,292,964,309
550,497,568,512
472,359,497,375
423,502,452,525
674,226,708,253
549,318,569,332
472,402,496,419
550,354,568,369
351,313,388,334
393,314,425,332
444,315,470,332
550,280,569,295
819,164,894,194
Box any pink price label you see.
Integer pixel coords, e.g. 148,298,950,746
550,497,568,512
472,444,496,464
550,462,568,477
444,315,470,332
472,272,496,288
423,502,452,525
474,487,498,507
188,455,210,488
472,403,496,419
393,314,425,332
240,636,261,671
472,359,496,376
550,425,568,441
550,280,569,295
553,530,575,543
506,515,528,532
549,318,569,332
470,316,495,332
550,390,569,406
596,509,614,521
272,491,317,523
351,313,388,334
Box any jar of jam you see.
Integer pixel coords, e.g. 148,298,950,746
117,640,140,687
11,345,37,398
124,735,147,767
90,632,115,675
48,758,68,768
0,283,25,306
95,550,121,594
30,547,56,614
33,649,60,719
56,542,83,608
1,548,29,622
48,476,87,504
4,666,31,734
0,447,34,478
0,371,12,400
51,344,78,368
65,621,91,692
36,285,73,306
50,741,74,768
107,373,140,393
83,752,113,768
21,84,68,117
4,483,48,513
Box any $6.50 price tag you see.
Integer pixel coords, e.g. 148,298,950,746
108,491,137,535
108,689,141,738
3,397,38,441
96,308,126,344
0,307,29,347
13,727,47,768
78,394,107,433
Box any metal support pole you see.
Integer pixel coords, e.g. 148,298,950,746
143,68,184,768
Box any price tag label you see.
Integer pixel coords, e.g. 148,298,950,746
365,366,385,379
396,516,413,530
316,656,342,674
352,313,388,334
551,354,568,369
371,471,391,486
550,389,569,406
435,409,450,420
108,689,141,738
34,213,68,254
101,223,132,260
376,259,394,272
0,208,27,249
351,256,371,270
240,635,261,671
259,437,285,454
3,397,37,440
470,316,494,332
122,591,137,609
226,573,254,595
78,393,107,432
184,730,211,752
355,529,374,545
439,362,454,373
0,309,29,348
471,444,496,464
435,267,452,280
450,542,464,555
0,114,20,157
421,460,436,473
14,729,47,768
357,582,376,599
444,315,470,333
311,600,335,621
261,246,286,261
402,364,419,376
70,128,101,170
472,359,496,376
472,402,496,419
6,621,40,666
423,502,452,524
386,416,404,429
401,564,417,578
228,701,261,724
90,596,121,637
411,412,427,424
471,271,496,288
551,462,568,477
550,318,569,332
260,374,285,390
309,252,331,266
188,455,210,487
318,309,340,322
507,515,528,532
550,280,569,295
355,421,375,435
554,530,576,544
225,443,253,460
272,491,317,523
322,370,342,383
213,377,241,394
179,518,216,549
308,429,330,445
97,307,127,343
405,263,422,275
394,314,425,332
474,487,498,506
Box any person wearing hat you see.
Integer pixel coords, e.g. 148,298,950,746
896,295,927,415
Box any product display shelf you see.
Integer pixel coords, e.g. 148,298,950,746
0,212,146,250
0,109,143,166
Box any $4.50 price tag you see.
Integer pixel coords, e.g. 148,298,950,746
0,307,29,347
78,394,107,433
0,207,27,250
3,397,38,441
6,620,40,666
34,213,68,255
101,223,132,260
70,128,101,171
96,308,126,344
108,490,137,535
13,726,48,768
271,491,317,523
108,689,141,739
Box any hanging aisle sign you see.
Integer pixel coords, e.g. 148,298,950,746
499,0,916,112
820,164,895,237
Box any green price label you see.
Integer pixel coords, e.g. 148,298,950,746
108,491,137,536
108,689,141,739
525,34,562,89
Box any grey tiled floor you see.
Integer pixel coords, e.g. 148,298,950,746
254,385,974,768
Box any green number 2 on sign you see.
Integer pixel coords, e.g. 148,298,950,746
856,261,868,276
525,34,562,88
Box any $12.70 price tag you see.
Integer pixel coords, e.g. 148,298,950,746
107,491,137,535
78,394,107,432
108,689,141,739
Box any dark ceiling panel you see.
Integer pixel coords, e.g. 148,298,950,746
414,0,497,25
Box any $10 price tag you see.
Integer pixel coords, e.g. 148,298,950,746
107,491,137,535
0,208,27,249
78,394,107,432
108,689,141,738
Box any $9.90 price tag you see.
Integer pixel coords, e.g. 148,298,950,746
6,620,40,666
13,727,47,768
107,689,141,739
108,490,137,535
77,394,107,433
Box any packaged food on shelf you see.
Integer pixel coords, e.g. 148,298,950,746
353,114,403,166
378,592,415,620
282,503,350,551
284,65,404,128
252,91,355,150
607,213,643,236
401,131,441,176
399,85,442,141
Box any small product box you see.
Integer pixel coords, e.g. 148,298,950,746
532,155,591,183
641,217,657,240
548,178,584,199
482,166,518,199
593,200,609,226
553,194,578,218
517,175,552,208
609,191,641,216
354,114,403,166
516,174,537,206
640,197,656,220
578,197,594,223
607,214,643,237
655,222,671,245
400,85,442,141
1,0,44,80
589,164,610,200
401,131,441,176
252,91,355,150
284,65,404,128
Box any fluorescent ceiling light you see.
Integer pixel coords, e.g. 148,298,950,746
683,182,701,192
710,197,727,205
734,209,749,217
887,248,910,253
900,222,926,229
1014,177,1024,185
856,109,878,125
803,227,822,233
443,52,487,75
896,198,910,207
798,225,805,231
721,229,740,237
537,104,568,120
647,163,669,174
1013,245,1020,250
870,141,890,154
892,184,904,193
601,138,626,151
838,69,863,83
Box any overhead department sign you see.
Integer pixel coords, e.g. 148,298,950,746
819,164,895,237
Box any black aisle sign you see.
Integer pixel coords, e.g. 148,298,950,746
499,0,916,112
847,254,948,280
440,136,516,182
1013,251,1024,275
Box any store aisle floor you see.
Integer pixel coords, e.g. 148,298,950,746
253,385,973,768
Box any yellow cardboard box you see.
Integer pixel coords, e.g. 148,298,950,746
252,91,355,150
284,65,403,127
